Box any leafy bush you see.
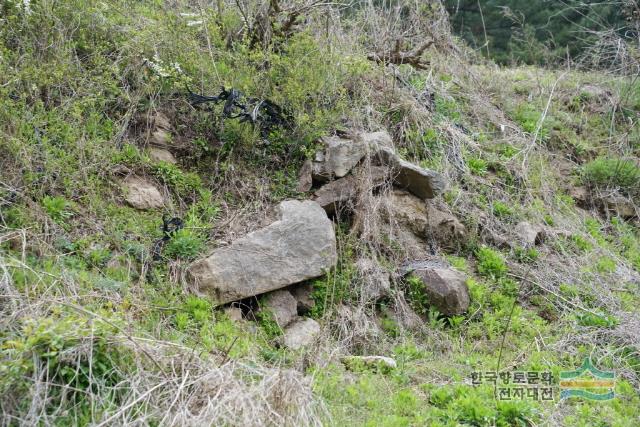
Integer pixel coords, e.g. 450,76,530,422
581,157,640,195
575,311,619,328
492,201,514,217
476,246,508,279
467,157,488,175
163,228,204,260
42,196,73,222
513,105,549,140
406,274,430,315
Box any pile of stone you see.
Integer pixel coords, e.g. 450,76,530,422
186,130,472,347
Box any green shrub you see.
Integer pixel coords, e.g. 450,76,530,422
513,247,539,263
476,246,508,279
582,157,640,194
406,274,430,315
163,228,204,260
595,257,616,273
575,311,619,328
153,162,202,196
513,105,550,140
42,196,73,222
467,157,488,175
492,201,514,217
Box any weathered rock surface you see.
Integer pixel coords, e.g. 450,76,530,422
188,200,337,304
283,318,320,350
148,147,177,164
261,290,298,328
122,176,164,210
426,201,467,250
402,260,470,316
313,175,358,214
375,190,430,258
224,305,243,322
313,166,388,214
150,129,171,147
311,132,392,182
296,159,313,192
356,257,391,302
514,221,544,247
599,195,636,218
152,112,172,131
391,156,446,200
311,131,445,201
375,147,446,200
289,283,315,315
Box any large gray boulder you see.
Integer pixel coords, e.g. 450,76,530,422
402,260,470,316
187,200,337,304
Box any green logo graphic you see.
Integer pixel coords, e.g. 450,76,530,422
559,358,615,400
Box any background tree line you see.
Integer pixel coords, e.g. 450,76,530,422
444,0,639,68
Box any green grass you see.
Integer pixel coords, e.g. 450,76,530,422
1,1,639,425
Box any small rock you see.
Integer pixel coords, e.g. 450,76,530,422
312,131,392,182
187,200,337,304
599,195,636,218
290,283,315,315
426,202,467,250
224,306,243,322
313,175,358,215
514,221,544,247
569,186,589,207
402,260,470,316
153,112,172,131
148,147,177,164
312,136,368,181
375,148,446,200
261,290,298,328
313,166,388,215
150,129,171,147
122,176,164,210
296,159,313,192
283,318,320,350
341,355,397,372
382,190,429,236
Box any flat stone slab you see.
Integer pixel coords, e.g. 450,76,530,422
187,200,337,304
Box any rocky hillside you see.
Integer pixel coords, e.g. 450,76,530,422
1,1,639,426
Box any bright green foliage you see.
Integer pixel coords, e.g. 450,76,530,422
513,247,539,263
467,157,488,175
492,201,514,218
476,246,508,279
575,311,619,328
0,315,126,412
42,196,73,222
164,228,204,260
582,157,640,195
255,308,282,339
405,274,430,316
